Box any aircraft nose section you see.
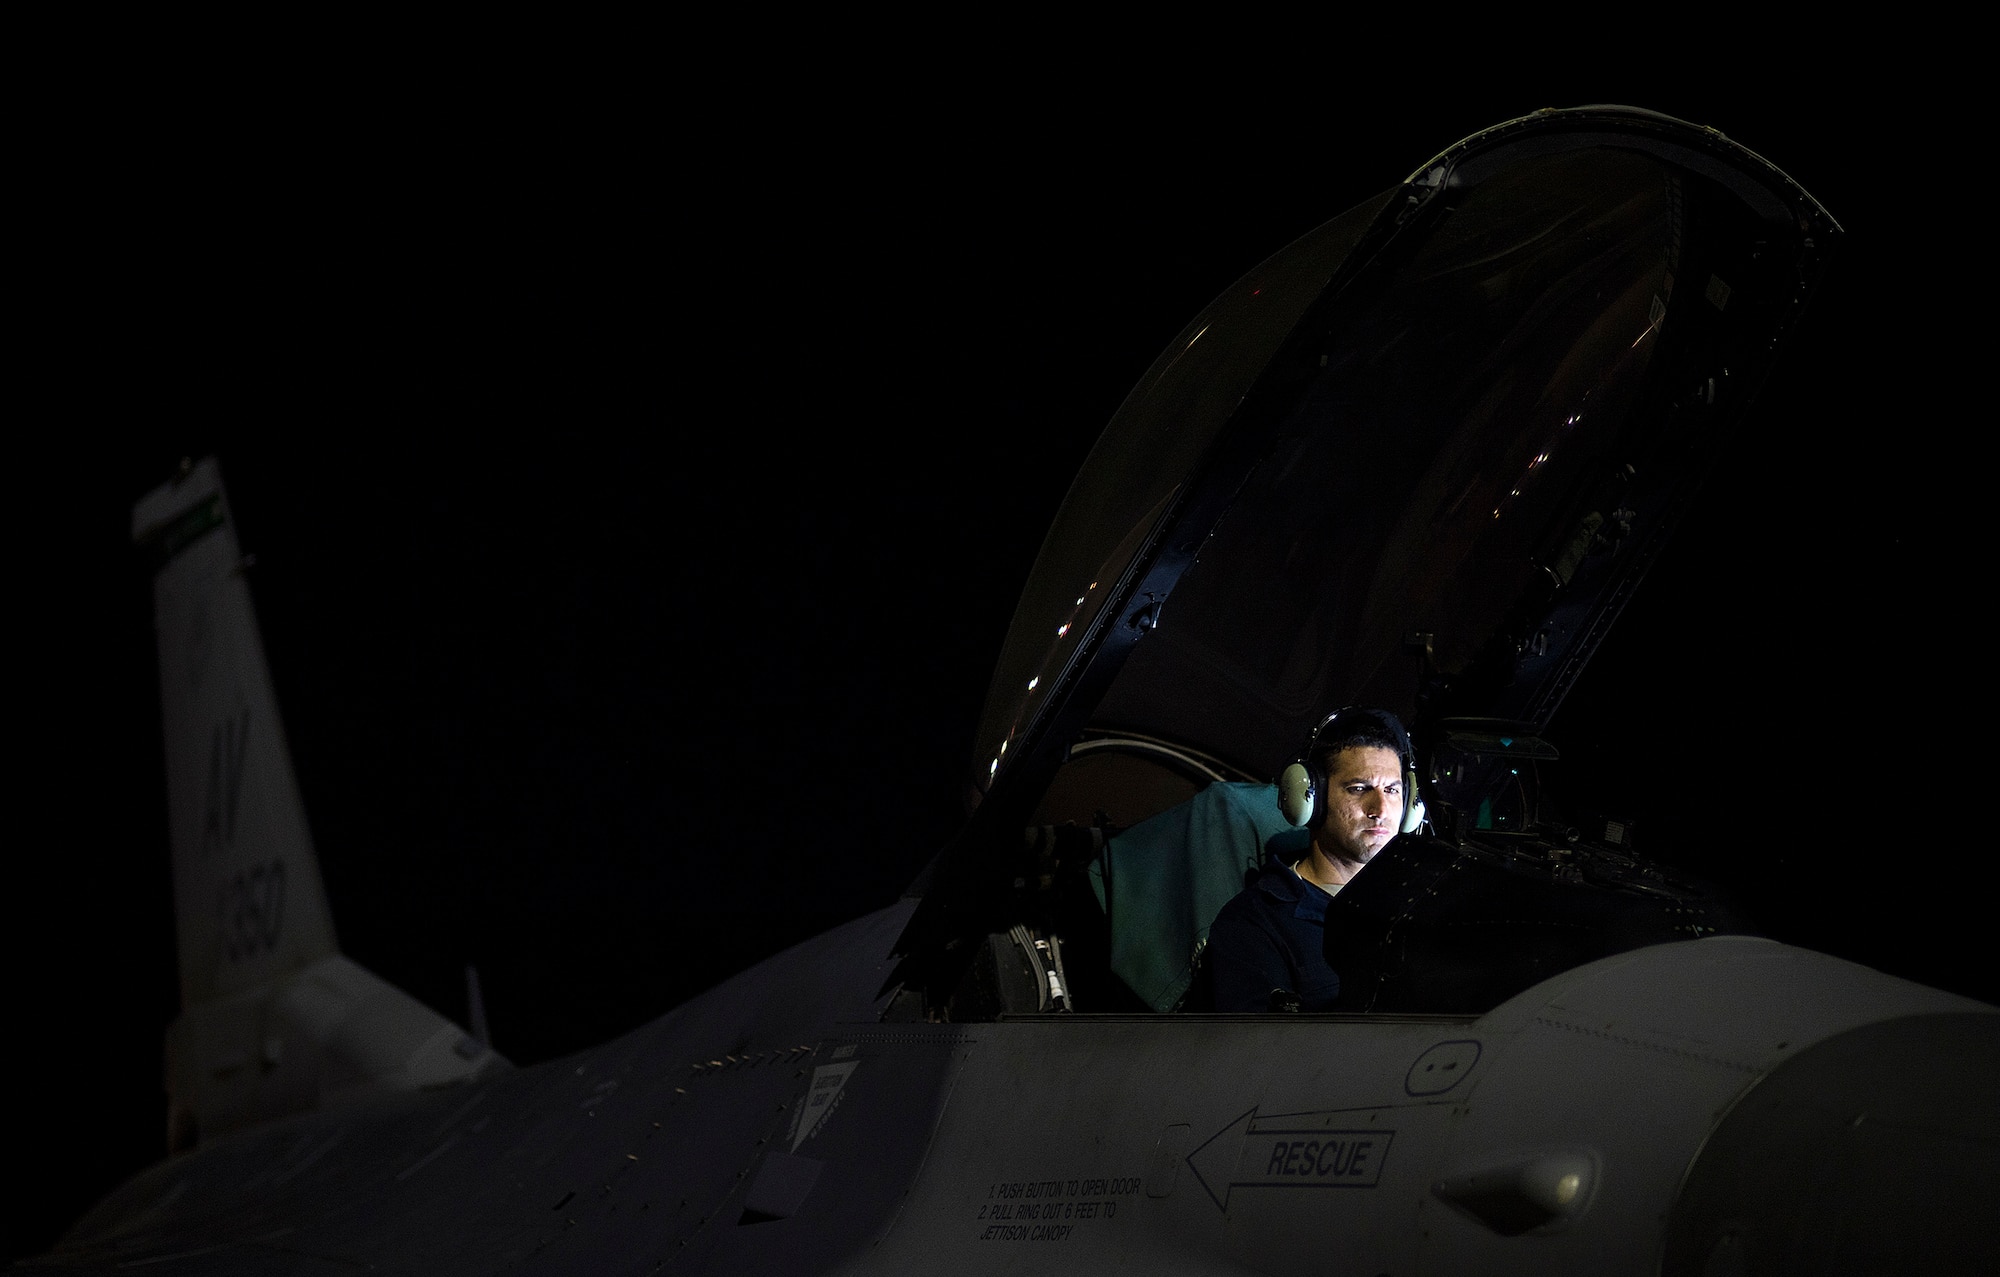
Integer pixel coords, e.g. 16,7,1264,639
1663,1010,2000,1275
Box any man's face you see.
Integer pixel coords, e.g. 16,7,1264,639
1315,744,1406,868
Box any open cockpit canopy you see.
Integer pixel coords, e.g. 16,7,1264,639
893,105,1840,1015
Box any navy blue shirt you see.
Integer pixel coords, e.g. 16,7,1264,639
1207,858,1341,1012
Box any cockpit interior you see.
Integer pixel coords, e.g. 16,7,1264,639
879,106,1834,1027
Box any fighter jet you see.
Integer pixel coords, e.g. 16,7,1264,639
18,104,1997,1275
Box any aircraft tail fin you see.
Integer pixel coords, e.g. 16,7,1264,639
132,457,506,1151
132,457,338,1006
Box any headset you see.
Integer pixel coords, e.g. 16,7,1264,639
1277,706,1425,833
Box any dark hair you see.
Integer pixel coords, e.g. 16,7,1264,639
1308,707,1412,776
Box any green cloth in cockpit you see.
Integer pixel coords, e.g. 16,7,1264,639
1090,781,1309,1012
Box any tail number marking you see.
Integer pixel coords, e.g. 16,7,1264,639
219,860,286,961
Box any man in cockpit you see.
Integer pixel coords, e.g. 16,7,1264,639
1206,708,1416,1012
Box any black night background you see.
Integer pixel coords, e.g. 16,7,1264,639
10,55,1984,1264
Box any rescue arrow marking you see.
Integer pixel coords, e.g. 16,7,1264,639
1186,1108,1394,1211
